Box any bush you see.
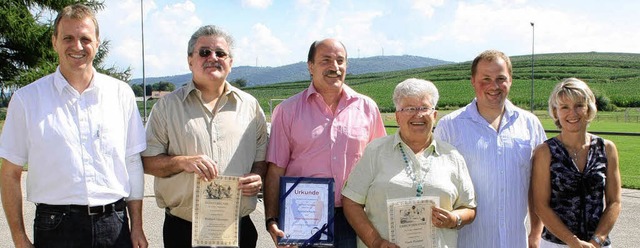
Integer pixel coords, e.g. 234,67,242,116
595,93,616,111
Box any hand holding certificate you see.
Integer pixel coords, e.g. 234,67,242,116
387,196,439,248
192,175,241,247
278,177,334,247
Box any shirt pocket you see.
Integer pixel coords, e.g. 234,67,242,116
513,139,534,188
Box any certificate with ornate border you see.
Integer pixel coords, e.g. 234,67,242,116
387,196,439,248
278,177,334,247
192,175,241,247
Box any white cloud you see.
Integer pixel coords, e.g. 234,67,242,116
236,23,291,67
94,0,640,78
99,0,202,78
241,0,273,9
294,0,331,40
411,0,445,18
331,11,393,58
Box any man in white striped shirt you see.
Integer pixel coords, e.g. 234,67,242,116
434,50,547,247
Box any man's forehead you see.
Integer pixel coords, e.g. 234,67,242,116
197,36,228,45
316,48,346,59
57,17,97,36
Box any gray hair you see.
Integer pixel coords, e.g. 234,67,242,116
187,25,234,57
548,78,597,129
393,78,439,110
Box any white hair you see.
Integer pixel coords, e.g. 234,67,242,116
392,78,439,110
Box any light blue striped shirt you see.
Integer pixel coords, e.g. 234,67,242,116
434,99,546,248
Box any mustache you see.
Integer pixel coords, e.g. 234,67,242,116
203,62,222,70
323,70,343,78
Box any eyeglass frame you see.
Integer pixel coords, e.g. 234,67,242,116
196,48,230,60
396,106,436,116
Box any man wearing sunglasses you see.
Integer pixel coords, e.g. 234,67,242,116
142,25,268,247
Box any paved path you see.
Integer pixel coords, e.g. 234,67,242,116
1,174,638,247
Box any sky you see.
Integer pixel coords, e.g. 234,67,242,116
94,0,640,79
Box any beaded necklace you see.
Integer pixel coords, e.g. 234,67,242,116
399,144,426,197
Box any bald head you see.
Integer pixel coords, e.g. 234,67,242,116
307,38,348,63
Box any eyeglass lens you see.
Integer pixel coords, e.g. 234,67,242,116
198,48,228,59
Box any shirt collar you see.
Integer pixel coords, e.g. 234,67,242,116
181,80,244,102
52,66,98,95
393,132,440,156
303,82,357,102
467,98,519,123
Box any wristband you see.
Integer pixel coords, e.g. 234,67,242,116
591,235,604,246
265,217,279,230
454,213,462,228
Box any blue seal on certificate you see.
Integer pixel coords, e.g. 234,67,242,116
278,177,335,247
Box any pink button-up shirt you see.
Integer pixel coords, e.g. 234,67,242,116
267,83,386,206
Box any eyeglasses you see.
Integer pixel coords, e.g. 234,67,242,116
197,48,229,60
396,106,435,116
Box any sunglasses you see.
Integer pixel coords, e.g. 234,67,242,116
197,48,229,60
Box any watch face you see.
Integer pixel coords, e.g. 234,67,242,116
592,235,603,245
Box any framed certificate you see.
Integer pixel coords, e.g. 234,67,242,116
192,175,241,247
387,196,439,248
278,177,334,247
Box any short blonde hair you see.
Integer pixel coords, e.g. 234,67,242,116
53,4,99,38
548,78,597,128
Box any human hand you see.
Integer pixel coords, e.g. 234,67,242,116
239,173,262,196
266,222,292,248
14,240,34,248
130,226,148,248
372,237,399,248
178,155,218,181
528,233,541,248
431,206,456,229
568,239,596,248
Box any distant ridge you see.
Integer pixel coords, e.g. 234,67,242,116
130,55,452,87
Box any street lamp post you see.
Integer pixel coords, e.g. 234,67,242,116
141,0,147,122
530,22,535,113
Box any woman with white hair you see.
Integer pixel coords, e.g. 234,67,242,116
532,78,621,248
342,78,476,248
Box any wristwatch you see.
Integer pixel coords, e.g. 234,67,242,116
265,217,279,231
454,213,462,228
591,235,604,246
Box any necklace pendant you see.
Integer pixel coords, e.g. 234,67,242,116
416,184,423,197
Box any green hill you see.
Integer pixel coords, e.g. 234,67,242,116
245,52,640,114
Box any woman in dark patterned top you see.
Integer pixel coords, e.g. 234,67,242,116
531,78,621,248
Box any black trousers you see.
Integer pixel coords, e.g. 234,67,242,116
163,212,257,248
34,199,131,248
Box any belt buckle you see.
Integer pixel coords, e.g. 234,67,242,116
88,205,106,216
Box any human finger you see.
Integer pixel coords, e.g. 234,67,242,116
199,155,218,180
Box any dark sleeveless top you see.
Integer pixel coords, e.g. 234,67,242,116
542,135,611,246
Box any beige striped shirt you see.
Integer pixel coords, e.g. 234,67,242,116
142,81,268,221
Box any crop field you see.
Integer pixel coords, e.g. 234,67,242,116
246,52,640,113
245,52,640,188
382,111,640,189
2,52,639,188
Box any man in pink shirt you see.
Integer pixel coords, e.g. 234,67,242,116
264,38,387,247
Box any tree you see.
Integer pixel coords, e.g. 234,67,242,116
131,84,144,97
153,81,175,92
230,78,247,88
0,0,130,103
145,84,152,96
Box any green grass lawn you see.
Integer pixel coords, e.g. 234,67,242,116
383,111,640,189
1,107,639,188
